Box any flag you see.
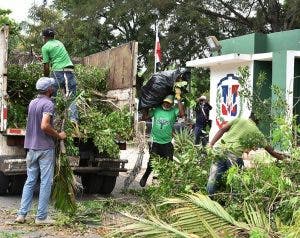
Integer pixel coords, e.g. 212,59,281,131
154,25,162,72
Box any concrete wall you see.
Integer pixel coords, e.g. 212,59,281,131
209,62,253,139
220,29,300,55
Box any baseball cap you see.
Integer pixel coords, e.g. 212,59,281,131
36,77,55,91
199,95,206,100
163,95,174,104
42,28,56,37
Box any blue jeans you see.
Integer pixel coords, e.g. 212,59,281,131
51,71,78,122
194,124,207,145
207,156,244,196
18,149,55,220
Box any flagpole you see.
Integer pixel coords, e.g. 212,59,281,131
154,20,158,73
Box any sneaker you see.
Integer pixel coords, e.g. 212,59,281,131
35,217,55,225
15,215,26,224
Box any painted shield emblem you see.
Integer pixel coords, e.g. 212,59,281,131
216,74,242,128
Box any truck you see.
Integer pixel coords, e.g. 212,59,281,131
0,25,138,195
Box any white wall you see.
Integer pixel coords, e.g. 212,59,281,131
209,62,254,140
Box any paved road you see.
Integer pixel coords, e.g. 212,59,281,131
0,146,151,237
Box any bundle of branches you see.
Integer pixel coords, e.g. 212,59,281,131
76,96,133,159
6,63,109,128
75,64,133,158
52,92,79,214
7,63,42,127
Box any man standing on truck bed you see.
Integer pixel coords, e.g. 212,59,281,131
140,93,185,187
41,27,78,124
15,77,66,225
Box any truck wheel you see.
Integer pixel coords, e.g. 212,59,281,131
9,175,26,195
81,174,103,194
99,176,117,195
0,172,9,195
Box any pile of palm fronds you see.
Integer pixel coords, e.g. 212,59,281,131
107,193,251,238
107,192,291,238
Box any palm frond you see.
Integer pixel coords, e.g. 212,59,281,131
174,128,195,153
107,212,196,238
278,209,300,238
52,153,77,214
243,203,270,230
164,193,249,237
107,192,250,238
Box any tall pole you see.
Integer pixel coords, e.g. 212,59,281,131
154,20,159,73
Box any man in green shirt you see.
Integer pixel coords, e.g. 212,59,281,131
140,94,185,187
207,113,285,196
41,28,78,123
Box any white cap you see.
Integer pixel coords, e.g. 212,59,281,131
199,95,206,100
36,77,55,91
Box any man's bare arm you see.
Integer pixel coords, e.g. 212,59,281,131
41,114,66,140
209,123,231,147
43,63,50,77
178,100,185,118
265,145,286,160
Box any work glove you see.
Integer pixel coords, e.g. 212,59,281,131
175,87,182,100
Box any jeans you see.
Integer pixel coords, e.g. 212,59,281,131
207,156,244,196
51,71,78,122
18,149,55,220
194,124,208,145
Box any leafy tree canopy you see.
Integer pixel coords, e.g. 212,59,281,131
17,0,300,94
0,9,21,50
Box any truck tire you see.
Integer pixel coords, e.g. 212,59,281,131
9,175,26,195
0,172,9,195
81,174,103,194
99,176,117,195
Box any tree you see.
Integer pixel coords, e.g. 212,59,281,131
21,0,300,78
22,5,64,53
0,9,21,50
182,0,300,35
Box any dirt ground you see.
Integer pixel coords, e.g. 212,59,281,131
0,147,151,238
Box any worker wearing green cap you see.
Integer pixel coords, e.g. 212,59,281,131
140,94,185,187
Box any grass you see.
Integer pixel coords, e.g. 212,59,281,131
0,231,23,238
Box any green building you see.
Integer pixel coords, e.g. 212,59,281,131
186,29,300,138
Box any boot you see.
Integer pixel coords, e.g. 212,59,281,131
140,169,151,187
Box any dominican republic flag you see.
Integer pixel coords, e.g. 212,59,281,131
154,27,162,72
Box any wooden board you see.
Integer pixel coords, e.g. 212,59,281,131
83,41,138,90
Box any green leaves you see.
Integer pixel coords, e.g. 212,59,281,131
79,106,133,159
108,192,250,238
52,154,77,214
76,64,108,94
7,63,43,128
146,129,210,199
239,130,267,151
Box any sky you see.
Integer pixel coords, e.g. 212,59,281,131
0,0,51,23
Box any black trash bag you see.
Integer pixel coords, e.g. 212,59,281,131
138,68,190,111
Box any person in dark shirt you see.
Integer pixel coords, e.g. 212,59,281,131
194,95,212,145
